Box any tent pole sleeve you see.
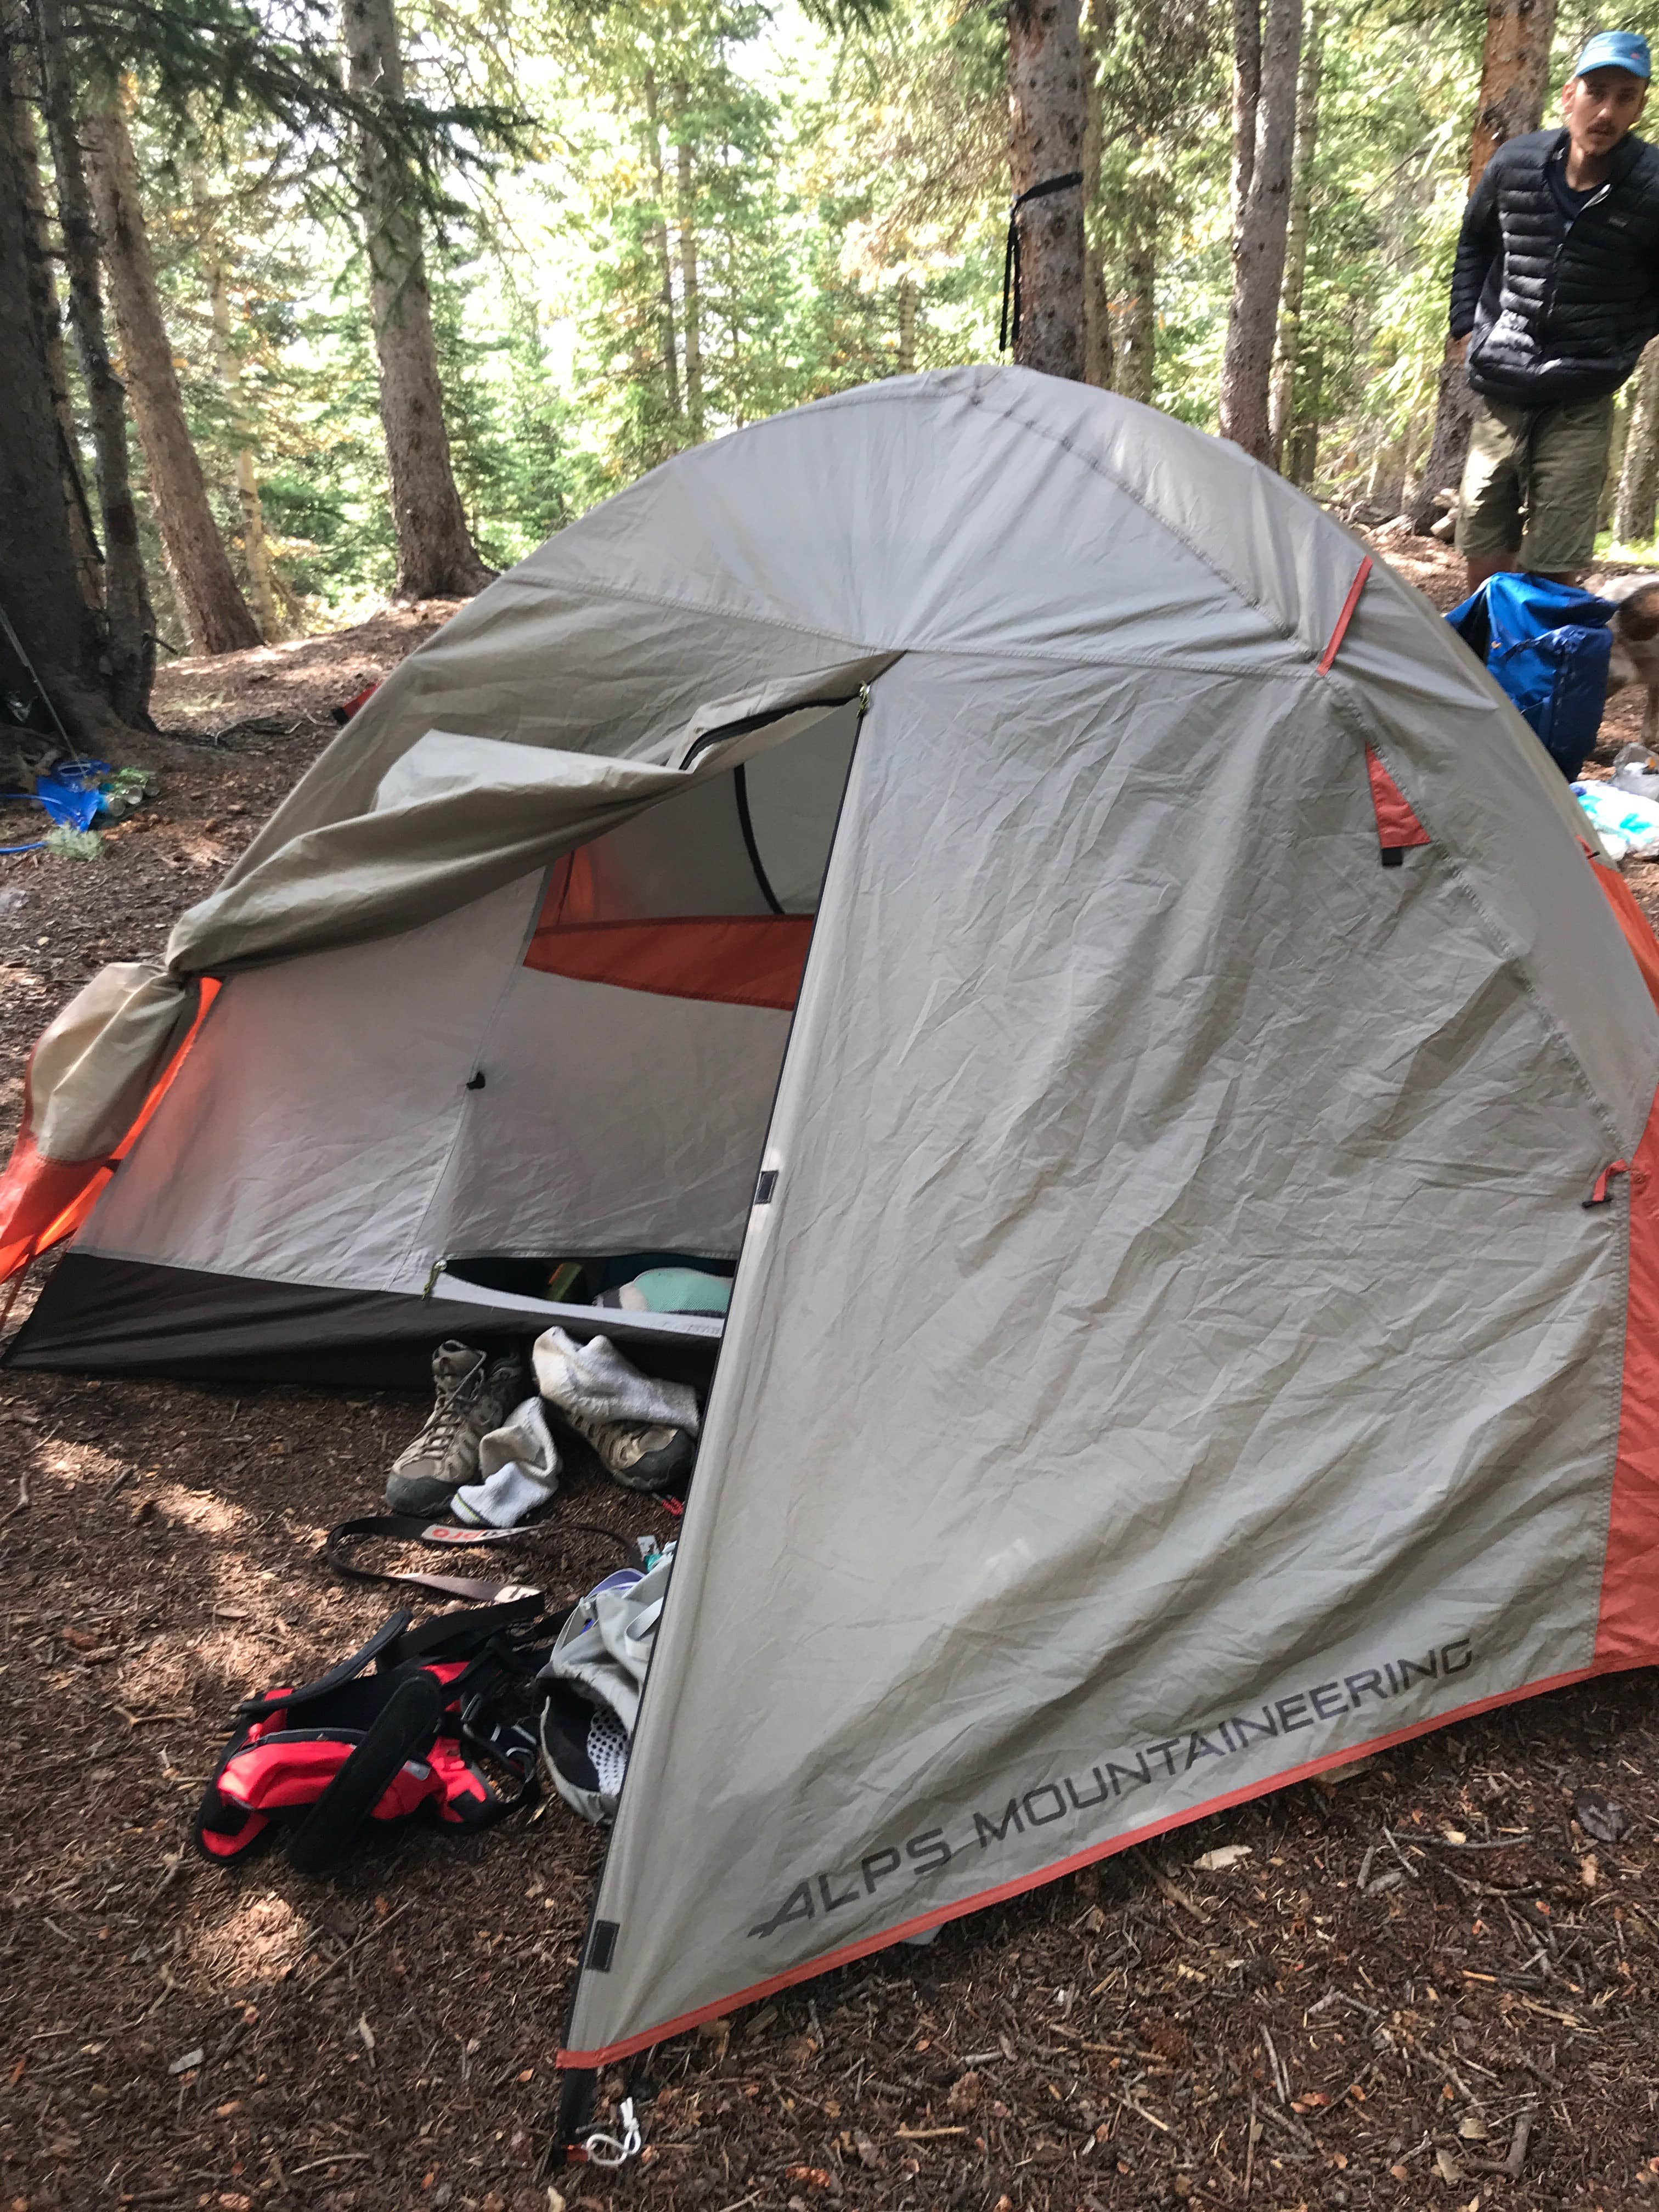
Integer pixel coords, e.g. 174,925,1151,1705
552,2066,597,2164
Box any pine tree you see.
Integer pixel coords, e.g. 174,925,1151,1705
1006,0,1087,380
89,88,262,652
1218,0,1303,458
343,0,493,600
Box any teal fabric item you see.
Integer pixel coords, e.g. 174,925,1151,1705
628,1267,732,1314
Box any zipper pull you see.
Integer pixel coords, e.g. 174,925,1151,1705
1584,1160,1630,1208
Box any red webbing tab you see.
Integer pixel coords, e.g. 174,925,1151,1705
1585,1160,1630,1208
1318,555,1373,675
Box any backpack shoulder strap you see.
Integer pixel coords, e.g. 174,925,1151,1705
284,1667,450,1878
233,1608,414,1724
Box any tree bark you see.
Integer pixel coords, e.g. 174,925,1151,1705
896,276,918,375
1230,0,1261,238
8,29,100,607
35,0,154,724
641,67,681,421
1615,338,1659,543
0,45,135,751
1080,0,1112,390
673,103,704,441
1469,0,1559,180
1268,2,1321,469
1006,0,1087,381
200,208,283,641
1115,198,1157,404
1218,0,1302,458
1410,0,1558,534
88,95,261,656
342,0,490,600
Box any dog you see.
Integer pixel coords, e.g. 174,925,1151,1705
1589,572,1659,748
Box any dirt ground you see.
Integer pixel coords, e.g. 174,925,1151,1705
6,546,1659,2212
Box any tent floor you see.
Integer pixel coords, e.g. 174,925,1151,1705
4,1251,723,1390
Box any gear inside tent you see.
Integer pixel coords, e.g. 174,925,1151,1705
6,366,1659,2104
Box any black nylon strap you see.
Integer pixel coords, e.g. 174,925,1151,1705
234,1609,414,1723
1000,171,1085,352
285,1668,450,1878
325,1513,541,1602
324,1513,637,1604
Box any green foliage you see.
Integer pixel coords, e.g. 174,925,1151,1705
80,0,1602,626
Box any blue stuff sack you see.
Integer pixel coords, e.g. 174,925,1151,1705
1446,574,1616,782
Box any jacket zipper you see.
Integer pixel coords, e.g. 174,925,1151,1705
1541,155,1612,325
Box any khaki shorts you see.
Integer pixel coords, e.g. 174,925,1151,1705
1458,392,1616,573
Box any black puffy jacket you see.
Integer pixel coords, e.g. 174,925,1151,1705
1450,127,1659,407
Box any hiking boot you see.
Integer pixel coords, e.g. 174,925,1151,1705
549,1401,696,1496
386,1340,525,1514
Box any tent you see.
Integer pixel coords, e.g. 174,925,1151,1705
5,365,1659,2094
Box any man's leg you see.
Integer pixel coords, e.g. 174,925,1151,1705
1457,397,1526,591
1517,393,1617,580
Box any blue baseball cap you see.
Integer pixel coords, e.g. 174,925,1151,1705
1573,30,1652,78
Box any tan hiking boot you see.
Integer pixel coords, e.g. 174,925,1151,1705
550,1401,696,1494
386,1340,525,1514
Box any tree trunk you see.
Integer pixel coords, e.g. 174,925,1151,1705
35,0,154,725
342,0,490,600
1079,0,1111,390
1396,405,1426,514
1615,338,1659,543
1115,199,1157,404
1284,342,1321,486
200,209,283,641
1230,0,1261,236
1470,0,1559,180
0,47,135,750
1268,2,1322,470
896,276,918,375
1410,0,1558,534
673,105,704,441
641,68,681,421
1007,0,1087,381
8,29,100,607
1218,0,1302,458
88,94,261,656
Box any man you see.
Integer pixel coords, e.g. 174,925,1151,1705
1451,31,1659,589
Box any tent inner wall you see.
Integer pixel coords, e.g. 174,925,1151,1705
70,706,861,1307
424,700,859,1276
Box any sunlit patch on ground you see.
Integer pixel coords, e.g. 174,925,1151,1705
190,1894,312,1989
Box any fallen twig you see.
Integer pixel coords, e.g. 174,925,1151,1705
1134,1848,1211,1926
1260,2025,1291,2106
297,1901,414,1992
1419,1832,1532,1851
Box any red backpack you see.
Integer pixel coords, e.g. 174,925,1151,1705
195,1596,551,1877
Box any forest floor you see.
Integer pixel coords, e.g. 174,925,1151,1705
6,541,1659,2212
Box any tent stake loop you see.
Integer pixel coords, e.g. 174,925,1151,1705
584,2095,642,2168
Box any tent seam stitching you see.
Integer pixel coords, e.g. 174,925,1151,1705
933,385,1311,664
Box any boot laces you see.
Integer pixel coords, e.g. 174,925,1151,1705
562,1403,660,1459
415,1365,482,1455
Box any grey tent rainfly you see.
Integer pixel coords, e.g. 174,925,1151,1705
5,369,1659,2133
